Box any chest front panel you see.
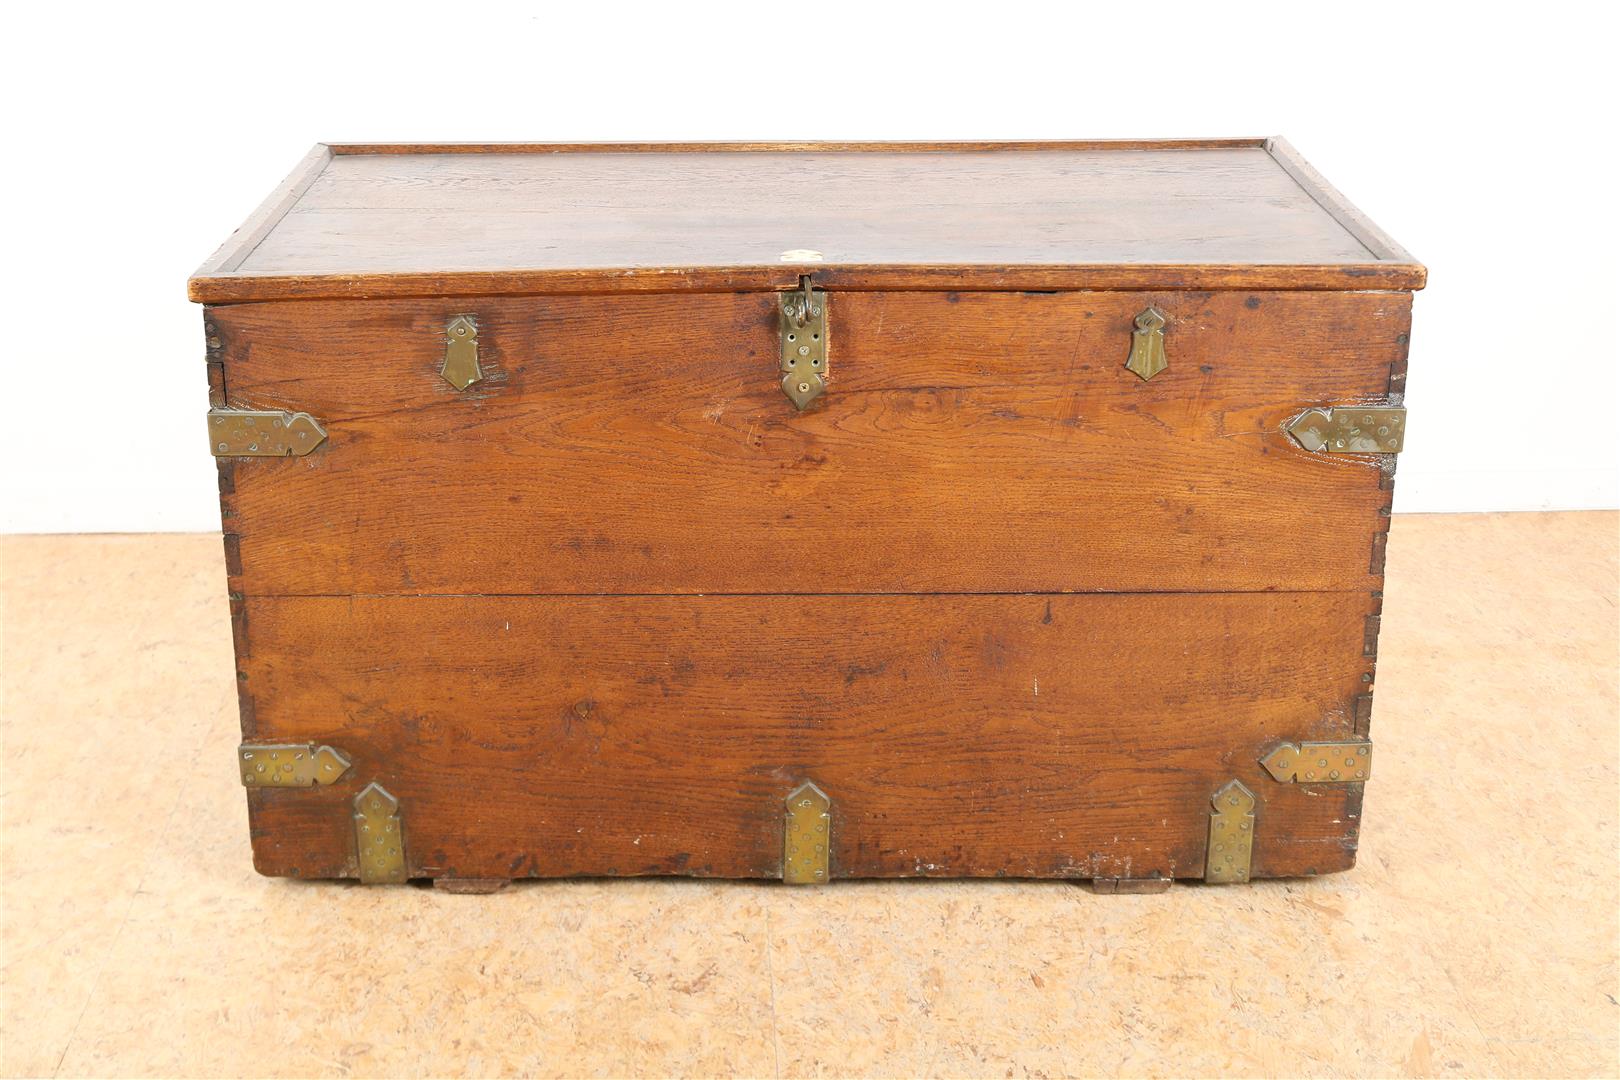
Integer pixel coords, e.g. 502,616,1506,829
213,287,1400,883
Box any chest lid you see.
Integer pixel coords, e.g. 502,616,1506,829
189,138,1423,303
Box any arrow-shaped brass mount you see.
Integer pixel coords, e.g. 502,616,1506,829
209,410,327,457
239,743,351,787
1288,407,1406,454
784,780,831,884
1261,741,1372,784
354,782,407,884
1206,780,1256,884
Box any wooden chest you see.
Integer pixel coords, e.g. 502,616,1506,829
191,139,1423,890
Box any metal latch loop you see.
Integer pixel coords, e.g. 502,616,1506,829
779,276,828,410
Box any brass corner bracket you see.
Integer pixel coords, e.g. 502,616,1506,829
1206,780,1256,884
784,780,831,884
239,743,351,787
1288,407,1406,454
354,782,407,884
441,314,483,390
1125,306,1169,380
779,277,827,410
1261,741,1372,784
208,410,327,457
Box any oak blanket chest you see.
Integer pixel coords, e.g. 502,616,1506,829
190,139,1424,890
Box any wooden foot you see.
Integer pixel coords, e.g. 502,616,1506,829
1089,876,1172,895
433,877,511,894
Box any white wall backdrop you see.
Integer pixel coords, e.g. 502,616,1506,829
4,0,1615,532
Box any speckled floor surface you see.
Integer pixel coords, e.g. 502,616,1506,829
2,513,1616,1079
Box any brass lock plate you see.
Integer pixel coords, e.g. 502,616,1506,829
779,278,827,410
1125,306,1168,380
208,410,327,457
441,314,482,390
1288,407,1406,453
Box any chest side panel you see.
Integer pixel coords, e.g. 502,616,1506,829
212,290,1407,596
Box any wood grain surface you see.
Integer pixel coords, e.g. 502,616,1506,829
214,289,1408,597
239,591,1376,881
189,141,1424,301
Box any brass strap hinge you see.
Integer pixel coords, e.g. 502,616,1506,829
779,276,827,410
783,780,831,884
1261,740,1372,783
354,782,407,884
238,743,351,787
1206,780,1256,884
1288,407,1406,454
209,409,327,457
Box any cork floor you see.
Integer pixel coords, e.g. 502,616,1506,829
1,512,1616,1079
